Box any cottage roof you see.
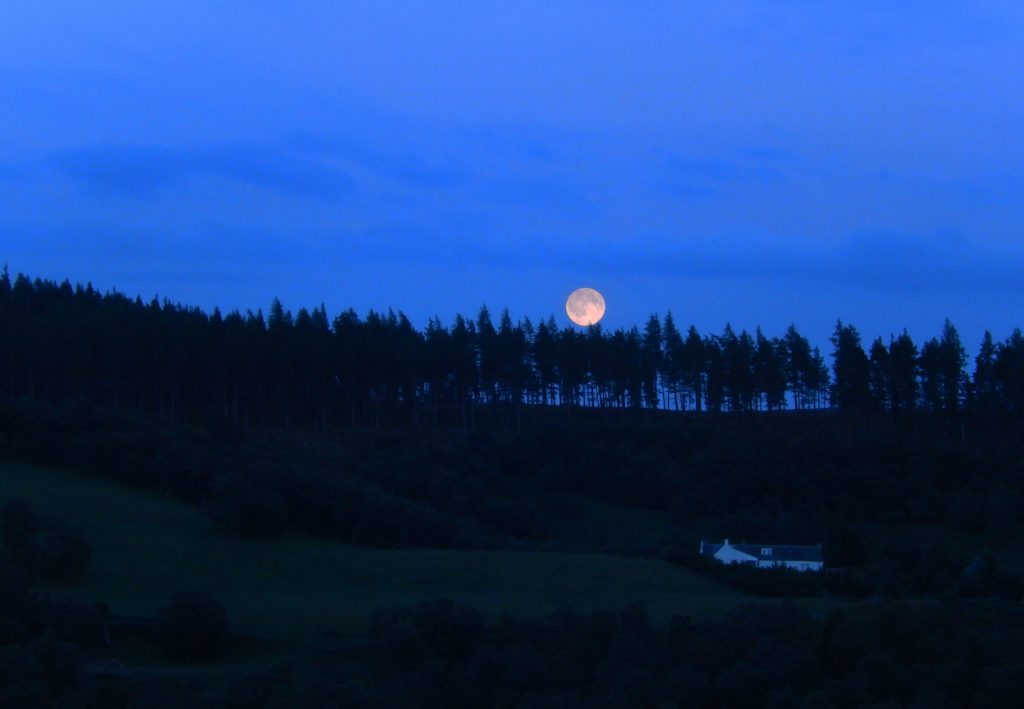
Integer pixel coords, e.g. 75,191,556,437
701,541,823,563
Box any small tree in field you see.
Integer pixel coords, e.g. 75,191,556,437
159,591,227,663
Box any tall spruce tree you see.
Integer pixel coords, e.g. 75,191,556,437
918,338,943,412
642,314,663,409
972,331,997,416
994,329,1024,415
868,337,890,411
682,326,706,411
830,320,871,414
938,319,966,418
661,312,684,410
783,325,811,410
888,331,918,429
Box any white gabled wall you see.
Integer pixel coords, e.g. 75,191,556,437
713,540,757,565
704,539,824,572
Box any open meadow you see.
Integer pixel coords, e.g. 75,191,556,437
0,460,754,651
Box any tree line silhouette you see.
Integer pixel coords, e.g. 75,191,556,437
2,269,1022,429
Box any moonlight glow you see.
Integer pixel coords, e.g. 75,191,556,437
566,288,606,327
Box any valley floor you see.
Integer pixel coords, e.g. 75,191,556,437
0,460,762,668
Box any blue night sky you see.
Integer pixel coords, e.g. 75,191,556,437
3,2,1023,350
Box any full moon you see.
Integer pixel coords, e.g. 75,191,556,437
566,287,606,327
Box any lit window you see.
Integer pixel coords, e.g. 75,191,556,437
761,548,772,556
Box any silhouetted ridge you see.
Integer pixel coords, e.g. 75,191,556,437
1,269,1021,430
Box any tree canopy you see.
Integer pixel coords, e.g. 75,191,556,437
2,269,1020,430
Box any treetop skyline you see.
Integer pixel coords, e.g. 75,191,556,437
4,269,1021,431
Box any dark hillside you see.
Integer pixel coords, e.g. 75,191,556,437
3,271,1024,705
3,396,1023,590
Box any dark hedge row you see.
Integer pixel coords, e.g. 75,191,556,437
218,598,1024,708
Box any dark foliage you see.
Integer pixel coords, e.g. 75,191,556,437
0,559,109,706
4,269,1024,705
1,499,91,583
4,396,1024,597
5,269,1024,562
6,268,1020,430
218,598,1022,708
158,591,228,663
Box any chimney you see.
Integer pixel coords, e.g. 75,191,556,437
724,538,730,546
700,540,704,554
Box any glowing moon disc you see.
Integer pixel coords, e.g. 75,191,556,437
565,287,606,326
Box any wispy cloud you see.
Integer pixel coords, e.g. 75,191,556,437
284,131,469,189
346,226,1024,296
659,146,796,198
51,142,353,199
596,230,1023,294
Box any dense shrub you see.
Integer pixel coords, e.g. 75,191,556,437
355,598,1024,708
0,559,108,705
1,500,91,583
32,520,92,583
158,591,228,663
958,554,1024,600
0,500,39,570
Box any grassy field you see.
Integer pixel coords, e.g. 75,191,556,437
0,461,752,647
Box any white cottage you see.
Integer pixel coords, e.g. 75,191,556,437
699,539,823,572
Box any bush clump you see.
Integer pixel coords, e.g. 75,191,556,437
158,591,228,663
1,500,91,584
